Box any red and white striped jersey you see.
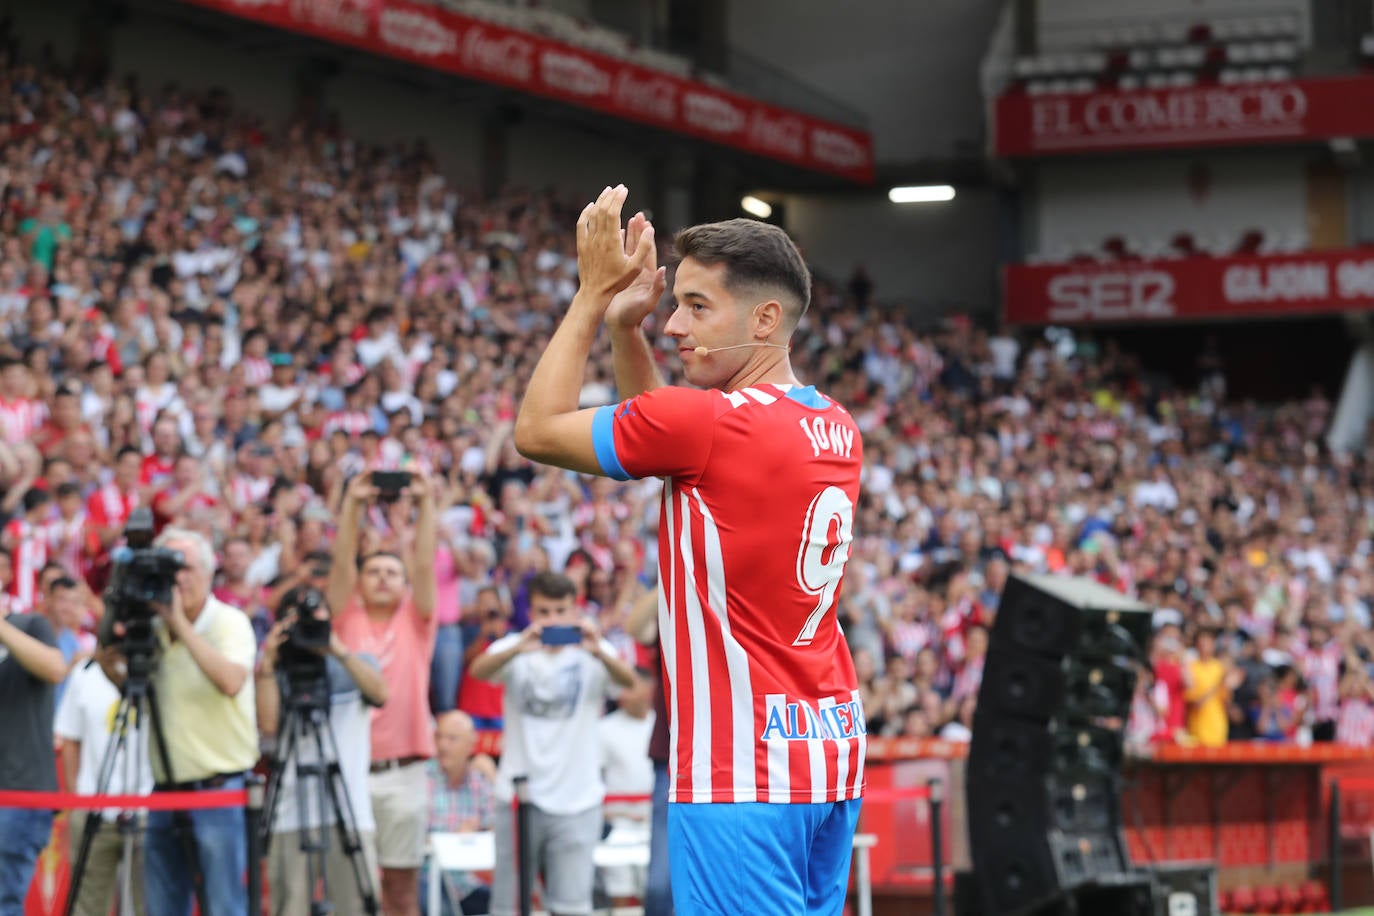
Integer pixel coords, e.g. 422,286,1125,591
4,518,49,613
86,484,138,534
242,357,272,387
1337,698,1374,747
47,510,89,577
0,397,46,443
594,383,864,804
323,410,373,438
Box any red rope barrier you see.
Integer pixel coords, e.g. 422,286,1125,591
0,789,248,810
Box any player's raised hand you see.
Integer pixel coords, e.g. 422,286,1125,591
576,184,654,303
606,210,668,330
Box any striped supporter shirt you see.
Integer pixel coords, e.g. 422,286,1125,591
593,383,865,804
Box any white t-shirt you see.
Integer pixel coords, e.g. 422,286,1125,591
270,655,378,833
488,635,616,814
53,662,155,813
598,709,654,824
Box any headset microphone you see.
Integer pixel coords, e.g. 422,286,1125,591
693,343,790,356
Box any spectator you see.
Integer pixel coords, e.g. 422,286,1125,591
0,571,67,916
257,586,389,916
100,526,258,915
2,487,52,612
45,575,96,708
327,470,439,916
1184,629,1238,748
422,711,497,916
54,648,155,916
469,570,637,916
457,585,510,730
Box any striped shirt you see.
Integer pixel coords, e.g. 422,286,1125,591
0,397,45,443
1337,698,1374,747
594,383,865,804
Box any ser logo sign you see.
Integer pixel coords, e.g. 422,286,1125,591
1044,270,1177,321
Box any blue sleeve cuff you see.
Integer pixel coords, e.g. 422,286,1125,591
592,404,633,481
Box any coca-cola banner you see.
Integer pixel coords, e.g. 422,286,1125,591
994,74,1374,157
1004,248,1374,324
178,0,874,181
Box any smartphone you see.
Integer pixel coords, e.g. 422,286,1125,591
370,470,413,499
540,625,583,646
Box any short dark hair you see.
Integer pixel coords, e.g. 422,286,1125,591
673,218,811,325
527,570,577,602
22,488,51,512
48,575,78,594
358,550,407,575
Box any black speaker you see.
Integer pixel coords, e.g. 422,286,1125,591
992,574,1154,662
965,574,1154,916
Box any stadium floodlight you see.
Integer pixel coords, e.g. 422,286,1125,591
888,184,956,203
740,195,773,219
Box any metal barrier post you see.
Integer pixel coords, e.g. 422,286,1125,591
246,775,264,915
514,775,533,916
930,778,946,916
1330,780,1343,914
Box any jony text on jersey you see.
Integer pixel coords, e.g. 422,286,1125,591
798,417,855,459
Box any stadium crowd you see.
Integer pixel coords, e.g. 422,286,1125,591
3,32,1374,800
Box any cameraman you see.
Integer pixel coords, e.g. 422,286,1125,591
257,587,389,916
469,570,638,916
327,470,439,916
102,526,258,915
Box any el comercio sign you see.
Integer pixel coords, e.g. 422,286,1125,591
995,74,1374,157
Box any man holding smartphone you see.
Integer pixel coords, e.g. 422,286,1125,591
469,571,638,916
327,470,438,916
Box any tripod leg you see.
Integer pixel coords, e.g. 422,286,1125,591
315,714,379,916
65,692,137,916
261,705,300,858
145,684,211,916
293,709,329,916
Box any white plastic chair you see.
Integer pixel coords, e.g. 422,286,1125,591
427,831,497,915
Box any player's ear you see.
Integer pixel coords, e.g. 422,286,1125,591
752,300,784,339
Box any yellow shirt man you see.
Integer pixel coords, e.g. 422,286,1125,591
153,595,258,783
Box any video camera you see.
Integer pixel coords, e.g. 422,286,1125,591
98,508,185,680
277,586,332,706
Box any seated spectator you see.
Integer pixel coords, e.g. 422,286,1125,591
422,711,497,916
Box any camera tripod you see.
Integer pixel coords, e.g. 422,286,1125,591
259,668,379,916
65,665,208,916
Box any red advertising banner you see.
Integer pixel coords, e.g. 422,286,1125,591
175,0,873,181
994,74,1374,157
1004,247,1374,325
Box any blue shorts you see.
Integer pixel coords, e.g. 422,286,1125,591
667,800,862,915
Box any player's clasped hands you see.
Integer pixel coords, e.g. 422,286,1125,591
575,184,655,303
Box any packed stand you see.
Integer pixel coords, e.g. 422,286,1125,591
0,31,1370,853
